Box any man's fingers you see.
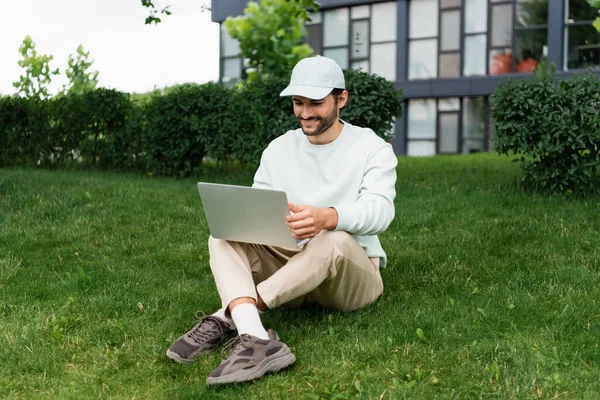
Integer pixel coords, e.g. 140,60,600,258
287,209,312,223
287,218,313,230
290,227,315,238
288,202,298,212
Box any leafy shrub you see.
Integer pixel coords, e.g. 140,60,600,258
0,96,51,167
141,82,238,176
51,89,132,167
493,68,600,196
1,70,403,173
344,68,403,142
233,75,297,165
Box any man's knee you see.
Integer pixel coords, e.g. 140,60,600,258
208,235,225,250
311,230,356,253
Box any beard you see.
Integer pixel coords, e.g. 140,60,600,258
297,102,339,137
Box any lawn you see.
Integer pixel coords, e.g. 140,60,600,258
1,153,599,399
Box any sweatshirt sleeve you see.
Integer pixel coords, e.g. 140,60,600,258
332,143,397,236
252,148,273,189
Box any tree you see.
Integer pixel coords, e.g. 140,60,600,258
587,0,600,30
224,0,319,80
12,35,59,100
141,0,172,24
63,45,99,95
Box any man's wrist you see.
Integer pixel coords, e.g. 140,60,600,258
326,207,338,230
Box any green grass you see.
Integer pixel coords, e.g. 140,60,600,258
1,153,600,399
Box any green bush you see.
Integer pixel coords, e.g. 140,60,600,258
0,96,51,167
50,89,132,167
343,68,403,142
234,75,297,165
1,70,402,173
493,68,600,196
141,82,238,176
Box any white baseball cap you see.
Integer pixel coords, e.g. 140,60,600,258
280,56,345,100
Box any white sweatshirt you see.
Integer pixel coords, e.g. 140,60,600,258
252,121,398,268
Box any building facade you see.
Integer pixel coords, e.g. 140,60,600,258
211,0,600,155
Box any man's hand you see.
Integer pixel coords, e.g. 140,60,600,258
286,202,338,239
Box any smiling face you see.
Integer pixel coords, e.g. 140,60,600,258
292,90,348,139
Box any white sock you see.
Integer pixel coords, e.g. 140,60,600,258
211,308,235,329
230,303,270,340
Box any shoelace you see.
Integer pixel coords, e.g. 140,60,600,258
219,334,256,359
186,312,226,345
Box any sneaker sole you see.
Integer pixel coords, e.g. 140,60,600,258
166,348,212,365
206,351,296,385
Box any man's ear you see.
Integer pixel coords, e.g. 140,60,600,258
337,90,349,109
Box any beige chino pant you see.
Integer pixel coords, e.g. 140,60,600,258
208,230,383,311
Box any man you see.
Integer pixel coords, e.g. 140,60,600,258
166,56,398,385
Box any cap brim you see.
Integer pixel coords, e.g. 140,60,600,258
279,85,333,100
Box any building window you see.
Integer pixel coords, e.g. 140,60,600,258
220,24,242,84
439,3,462,78
464,0,488,76
304,2,397,81
438,98,460,153
305,12,323,56
409,0,549,80
408,0,438,79
370,2,398,81
488,0,549,75
565,0,600,70
463,97,486,153
407,99,437,156
323,8,350,69
407,97,493,156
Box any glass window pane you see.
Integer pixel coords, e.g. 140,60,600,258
371,43,397,81
491,4,513,47
465,0,487,33
351,20,370,59
516,0,549,28
515,28,546,73
463,97,485,142
351,5,370,19
323,47,349,69
351,60,369,72
305,24,323,56
490,49,514,74
408,141,437,156
372,1,398,42
439,98,460,111
409,39,438,79
221,25,240,57
440,53,461,77
409,0,439,39
223,58,241,80
324,8,349,47
307,11,322,24
463,139,485,153
439,113,459,153
566,24,600,70
441,10,461,51
408,99,437,139
489,117,497,150
441,0,462,8
568,0,597,22
464,34,487,76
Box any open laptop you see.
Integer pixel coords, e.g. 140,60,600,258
197,182,306,248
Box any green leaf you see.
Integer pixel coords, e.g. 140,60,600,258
145,16,161,24
593,16,600,32
587,0,600,9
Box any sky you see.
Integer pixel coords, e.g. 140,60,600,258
0,0,220,96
